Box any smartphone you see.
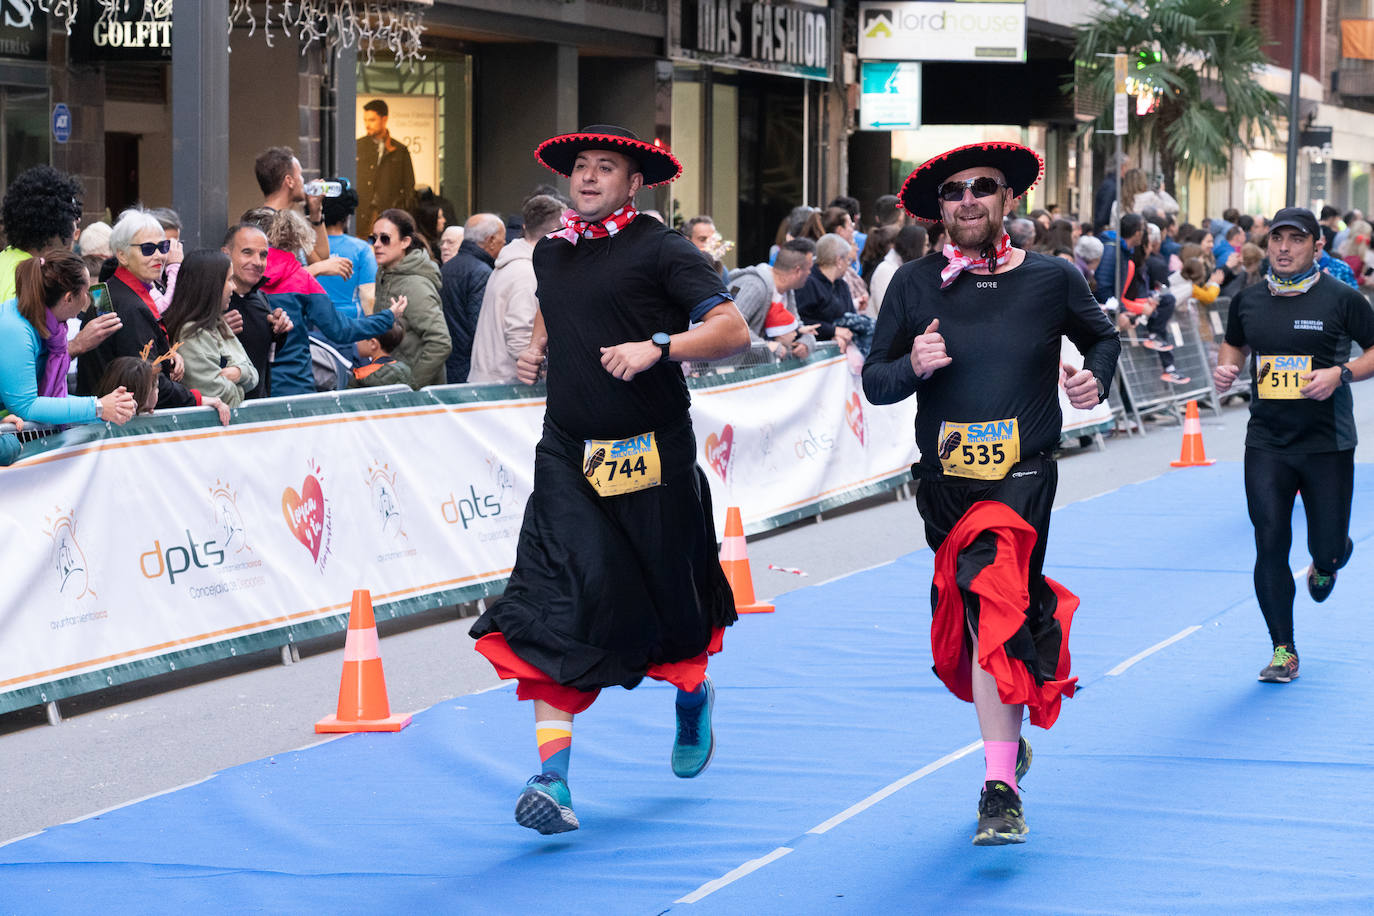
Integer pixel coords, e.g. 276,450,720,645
89,282,113,315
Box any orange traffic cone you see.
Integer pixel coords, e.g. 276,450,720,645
720,506,774,614
1170,399,1215,468
315,589,412,733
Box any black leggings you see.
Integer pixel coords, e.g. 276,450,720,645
1244,447,1355,648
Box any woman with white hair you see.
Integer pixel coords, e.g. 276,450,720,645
73,207,207,412
1073,235,1104,294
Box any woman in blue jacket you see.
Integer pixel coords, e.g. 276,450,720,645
0,249,137,427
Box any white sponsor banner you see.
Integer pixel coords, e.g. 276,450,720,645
858,1,1027,63
0,399,543,696
0,354,1107,700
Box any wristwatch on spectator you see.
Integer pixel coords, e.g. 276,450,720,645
1339,364,1353,386
652,332,671,362
1094,376,1106,402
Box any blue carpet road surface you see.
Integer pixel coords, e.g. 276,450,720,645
2,463,1372,914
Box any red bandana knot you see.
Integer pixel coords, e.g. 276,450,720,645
548,206,639,245
940,233,1013,288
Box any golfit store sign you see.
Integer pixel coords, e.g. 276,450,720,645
670,0,833,81
858,1,1026,63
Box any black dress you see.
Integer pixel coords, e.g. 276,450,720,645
469,217,737,692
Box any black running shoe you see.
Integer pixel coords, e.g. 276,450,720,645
1258,645,1299,683
1308,537,1353,603
973,780,1027,846
1016,736,1032,783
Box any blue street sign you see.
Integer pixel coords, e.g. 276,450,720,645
52,103,71,144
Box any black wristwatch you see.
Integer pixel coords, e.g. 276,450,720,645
1339,364,1353,386
652,331,672,362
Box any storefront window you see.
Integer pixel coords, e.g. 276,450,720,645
1,89,50,191
358,55,472,217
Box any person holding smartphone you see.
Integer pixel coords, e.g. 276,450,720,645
75,208,204,411
0,248,136,426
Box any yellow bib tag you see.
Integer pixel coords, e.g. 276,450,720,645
936,418,1020,480
582,432,662,497
1257,355,1310,400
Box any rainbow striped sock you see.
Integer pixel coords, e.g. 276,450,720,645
536,719,573,780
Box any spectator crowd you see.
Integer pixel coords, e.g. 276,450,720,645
1,139,1367,464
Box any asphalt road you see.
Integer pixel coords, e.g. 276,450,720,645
4,393,1372,844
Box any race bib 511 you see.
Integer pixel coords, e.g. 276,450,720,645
936,418,1020,481
582,432,662,497
1257,355,1310,400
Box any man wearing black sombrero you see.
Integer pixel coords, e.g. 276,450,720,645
469,125,749,835
862,142,1120,845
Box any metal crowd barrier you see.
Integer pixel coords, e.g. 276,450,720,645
1110,301,1220,432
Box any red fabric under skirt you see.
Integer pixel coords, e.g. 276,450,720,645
930,499,1078,729
475,628,725,715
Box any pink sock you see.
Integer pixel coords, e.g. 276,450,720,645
983,740,1019,793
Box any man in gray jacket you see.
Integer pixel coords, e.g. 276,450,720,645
726,238,817,360
469,196,564,384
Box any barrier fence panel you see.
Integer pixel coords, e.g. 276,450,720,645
1112,304,1219,430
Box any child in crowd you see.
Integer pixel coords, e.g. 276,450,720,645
762,300,815,361
95,356,159,415
350,319,413,388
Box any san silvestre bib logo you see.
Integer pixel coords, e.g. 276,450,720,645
43,506,95,601
282,459,334,573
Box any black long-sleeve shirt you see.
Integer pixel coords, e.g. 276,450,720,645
862,251,1120,475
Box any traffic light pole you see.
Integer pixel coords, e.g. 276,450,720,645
1285,0,1304,207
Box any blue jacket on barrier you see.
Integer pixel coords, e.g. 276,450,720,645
0,297,99,425
261,248,395,396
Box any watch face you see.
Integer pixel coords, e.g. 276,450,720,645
652,332,671,346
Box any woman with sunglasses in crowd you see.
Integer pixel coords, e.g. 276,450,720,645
74,207,205,410
371,208,450,388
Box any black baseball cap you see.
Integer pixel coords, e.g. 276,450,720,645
1268,207,1319,238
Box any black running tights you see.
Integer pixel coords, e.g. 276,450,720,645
1244,447,1354,648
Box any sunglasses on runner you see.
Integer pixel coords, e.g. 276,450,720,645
937,177,1008,202
368,233,394,246
130,240,172,256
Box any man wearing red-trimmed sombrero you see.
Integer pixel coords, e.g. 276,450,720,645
862,141,1120,845
469,125,749,835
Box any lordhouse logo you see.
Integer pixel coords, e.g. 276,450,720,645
863,8,894,39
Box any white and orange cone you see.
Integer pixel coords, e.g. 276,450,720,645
719,507,774,614
1170,399,1215,468
315,589,412,733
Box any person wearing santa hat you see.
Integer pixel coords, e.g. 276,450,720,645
861,141,1120,845
468,125,750,836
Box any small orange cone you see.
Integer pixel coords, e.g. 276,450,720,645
1170,400,1215,468
720,507,774,614
315,589,412,733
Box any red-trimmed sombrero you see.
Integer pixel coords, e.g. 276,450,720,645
535,124,682,187
898,142,1044,222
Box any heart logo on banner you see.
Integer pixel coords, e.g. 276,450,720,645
845,392,866,446
281,475,325,561
704,424,734,481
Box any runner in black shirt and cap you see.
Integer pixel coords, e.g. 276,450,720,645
1214,207,1374,683
469,125,749,835
863,142,1120,846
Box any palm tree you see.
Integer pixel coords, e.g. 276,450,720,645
1072,0,1284,195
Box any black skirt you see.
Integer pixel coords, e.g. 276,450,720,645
469,413,736,691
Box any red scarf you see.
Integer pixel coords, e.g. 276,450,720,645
548,206,638,245
940,232,1013,289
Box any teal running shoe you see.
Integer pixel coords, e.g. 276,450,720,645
515,773,579,835
671,675,715,778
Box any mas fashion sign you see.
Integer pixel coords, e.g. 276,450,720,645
669,0,832,81
858,1,1026,63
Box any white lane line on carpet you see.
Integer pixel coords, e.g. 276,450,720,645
1105,626,1203,677
675,846,795,904
806,740,984,835
60,775,218,827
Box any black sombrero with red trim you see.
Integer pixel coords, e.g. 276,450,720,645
898,142,1044,222
534,125,682,187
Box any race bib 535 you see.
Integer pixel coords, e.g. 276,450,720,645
936,418,1020,481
